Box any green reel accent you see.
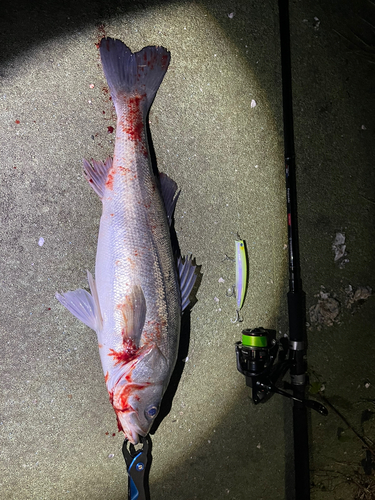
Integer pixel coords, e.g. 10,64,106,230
242,332,268,348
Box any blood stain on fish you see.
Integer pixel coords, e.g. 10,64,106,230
113,382,150,412
108,338,138,365
105,168,115,190
127,257,135,269
120,95,146,144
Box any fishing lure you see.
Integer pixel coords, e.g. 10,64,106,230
232,239,248,323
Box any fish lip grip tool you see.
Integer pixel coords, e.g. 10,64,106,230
123,435,152,500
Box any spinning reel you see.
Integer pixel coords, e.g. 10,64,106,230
235,327,327,415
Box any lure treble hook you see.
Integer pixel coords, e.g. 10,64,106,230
231,309,243,324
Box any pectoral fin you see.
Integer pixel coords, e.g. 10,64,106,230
118,285,147,346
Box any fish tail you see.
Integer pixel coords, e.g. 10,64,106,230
99,38,170,112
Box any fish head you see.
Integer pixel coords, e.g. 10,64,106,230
114,381,164,444
111,344,170,444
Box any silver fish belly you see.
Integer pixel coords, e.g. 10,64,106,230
56,38,196,444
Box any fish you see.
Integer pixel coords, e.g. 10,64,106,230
56,38,196,444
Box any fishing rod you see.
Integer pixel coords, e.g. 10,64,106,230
235,0,328,498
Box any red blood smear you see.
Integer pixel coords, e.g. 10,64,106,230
95,23,106,48
118,166,132,175
108,390,114,405
108,338,138,365
105,168,114,190
107,126,114,134
113,382,149,412
121,96,145,143
109,371,151,435
15,120,20,124
116,415,123,432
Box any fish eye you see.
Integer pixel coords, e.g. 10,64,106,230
145,405,159,420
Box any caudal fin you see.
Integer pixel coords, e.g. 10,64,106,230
99,38,170,111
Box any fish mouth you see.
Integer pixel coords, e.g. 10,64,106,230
118,411,147,445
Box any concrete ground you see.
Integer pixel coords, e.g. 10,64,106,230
1,0,374,499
